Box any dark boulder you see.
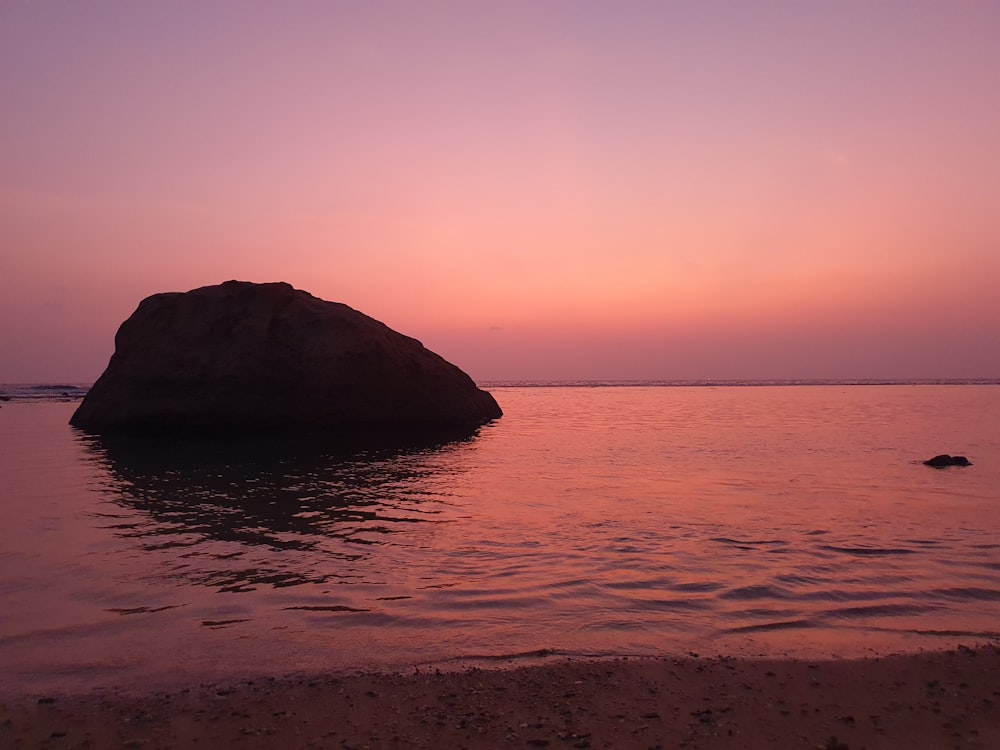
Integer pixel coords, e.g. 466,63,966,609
70,281,501,436
923,454,972,467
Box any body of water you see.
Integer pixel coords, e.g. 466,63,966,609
1,383,998,694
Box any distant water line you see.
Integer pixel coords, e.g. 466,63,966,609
2,378,999,403
478,378,1000,388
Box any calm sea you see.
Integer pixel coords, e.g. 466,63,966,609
1,382,998,694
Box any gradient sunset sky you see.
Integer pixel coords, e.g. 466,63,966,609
2,1,998,382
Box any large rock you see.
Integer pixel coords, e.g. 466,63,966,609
70,281,502,436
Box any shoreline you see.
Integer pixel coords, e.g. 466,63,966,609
3,646,998,748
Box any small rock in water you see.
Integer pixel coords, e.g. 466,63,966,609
923,454,972,467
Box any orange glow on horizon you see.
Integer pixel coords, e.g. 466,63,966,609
1,2,998,382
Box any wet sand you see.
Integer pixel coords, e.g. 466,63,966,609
3,646,998,749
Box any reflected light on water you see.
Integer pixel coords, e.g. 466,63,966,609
83,432,472,592
1,385,998,692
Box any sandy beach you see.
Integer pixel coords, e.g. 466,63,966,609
3,645,998,749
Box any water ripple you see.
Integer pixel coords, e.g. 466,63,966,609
820,545,917,556
4,387,1000,693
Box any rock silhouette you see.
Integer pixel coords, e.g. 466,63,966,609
70,281,502,436
923,454,972,467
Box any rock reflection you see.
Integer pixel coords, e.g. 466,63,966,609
79,431,474,592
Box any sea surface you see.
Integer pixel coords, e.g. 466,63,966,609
1,381,998,694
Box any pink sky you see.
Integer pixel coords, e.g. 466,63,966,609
2,1,998,382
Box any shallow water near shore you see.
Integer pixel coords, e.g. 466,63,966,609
1,384,999,694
